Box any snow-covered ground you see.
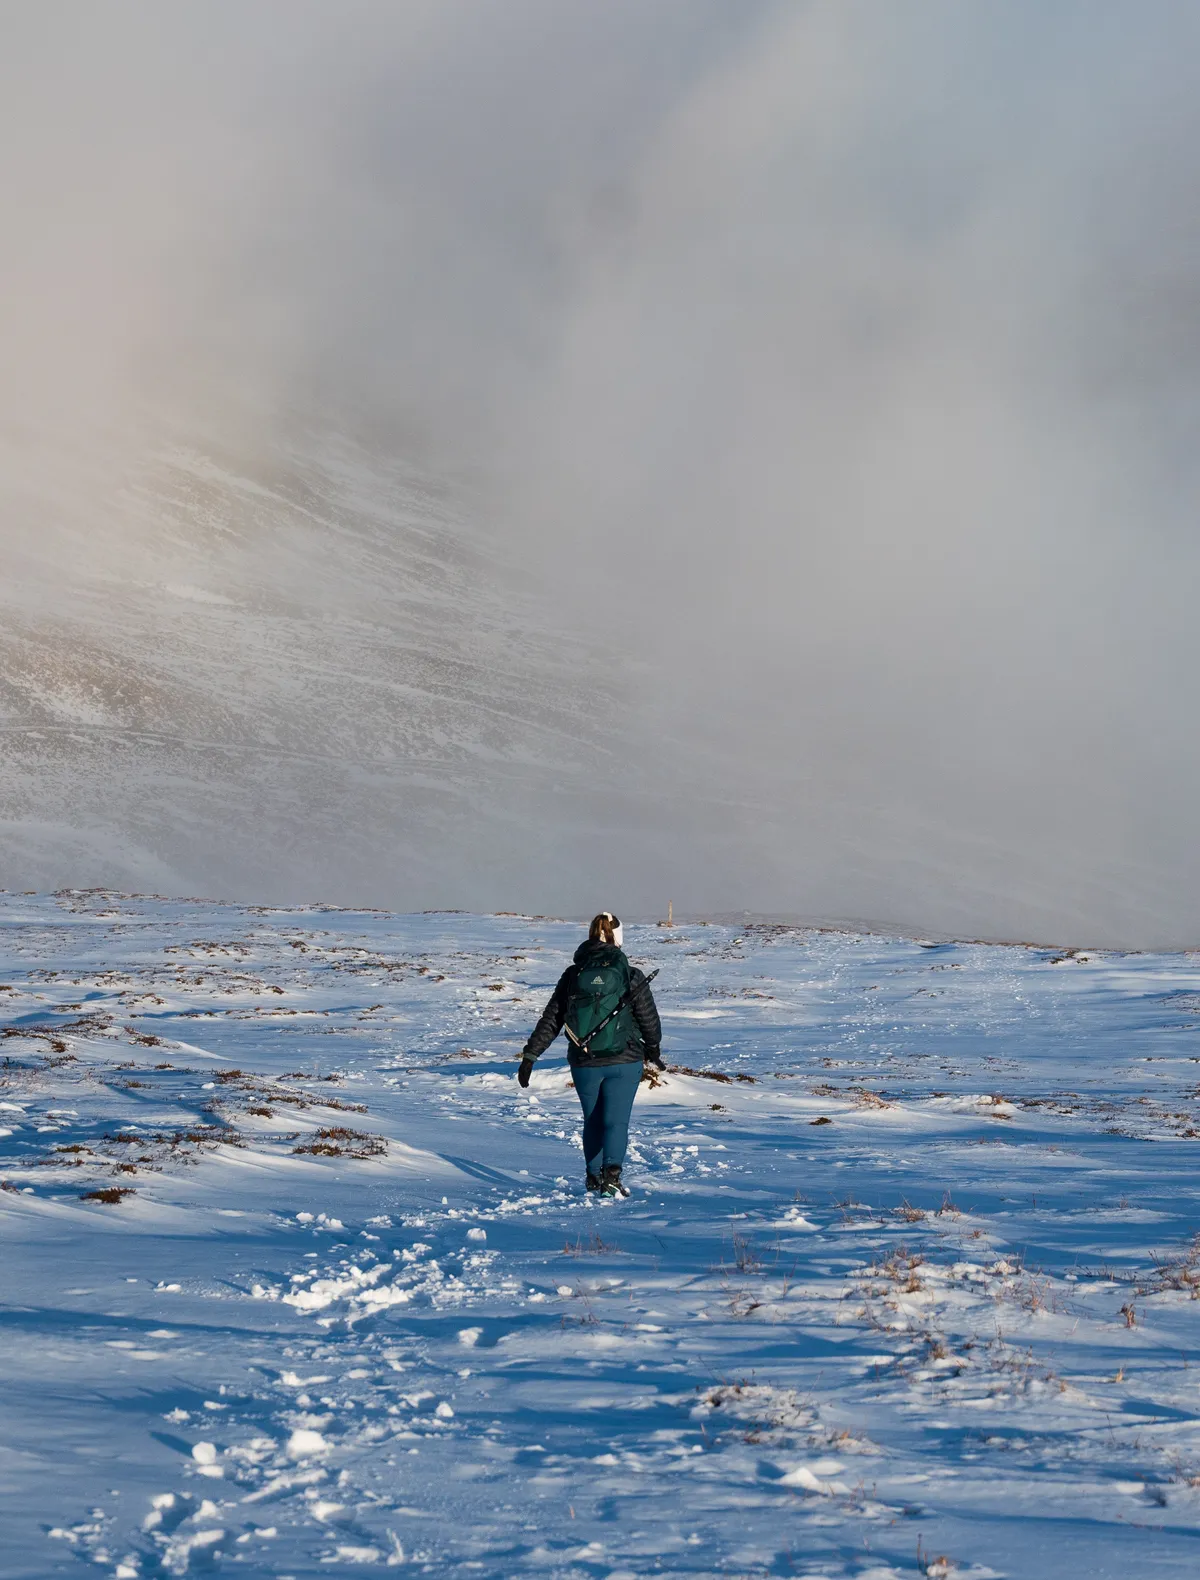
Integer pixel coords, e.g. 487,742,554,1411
2,893,1200,1578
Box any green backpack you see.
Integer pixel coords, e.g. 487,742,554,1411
566,951,633,1056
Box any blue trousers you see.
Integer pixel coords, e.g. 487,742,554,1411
572,1061,641,1174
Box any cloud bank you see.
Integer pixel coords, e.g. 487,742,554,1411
3,2,1200,944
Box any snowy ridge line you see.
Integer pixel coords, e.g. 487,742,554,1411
676,913,1171,954
3,893,1200,1575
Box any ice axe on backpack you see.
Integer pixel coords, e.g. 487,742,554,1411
564,969,660,1055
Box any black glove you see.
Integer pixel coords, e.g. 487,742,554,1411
517,1058,534,1088
644,1047,665,1070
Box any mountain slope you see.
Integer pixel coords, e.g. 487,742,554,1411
0,426,619,903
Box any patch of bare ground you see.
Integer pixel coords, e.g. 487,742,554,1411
654,1064,757,1085
1145,1235,1200,1298
292,1126,387,1159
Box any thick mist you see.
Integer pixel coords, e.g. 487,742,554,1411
3,2,1200,945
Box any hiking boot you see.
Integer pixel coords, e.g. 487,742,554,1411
599,1164,628,1197
585,1172,601,1192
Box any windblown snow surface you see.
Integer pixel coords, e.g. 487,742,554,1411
3,894,1200,1578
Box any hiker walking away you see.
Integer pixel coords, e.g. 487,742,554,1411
518,912,662,1196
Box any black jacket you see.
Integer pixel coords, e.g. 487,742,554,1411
522,941,661,1067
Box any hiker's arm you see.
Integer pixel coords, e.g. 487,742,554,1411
522,968,573,1061
630,968,662,1056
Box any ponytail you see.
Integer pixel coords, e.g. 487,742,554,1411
588,912,621,947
